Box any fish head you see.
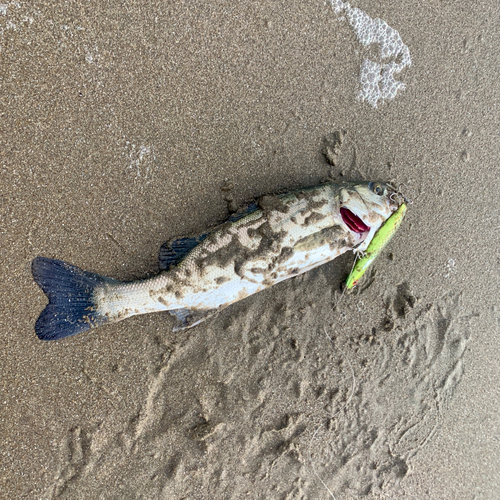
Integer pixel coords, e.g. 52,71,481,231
338,181,401,252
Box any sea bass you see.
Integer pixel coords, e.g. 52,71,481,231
32,181,401,341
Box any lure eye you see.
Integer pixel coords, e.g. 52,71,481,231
369,182,384,196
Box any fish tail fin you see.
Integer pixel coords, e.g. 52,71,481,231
32,257,118,341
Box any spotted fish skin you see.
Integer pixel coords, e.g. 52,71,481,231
32,181,399,340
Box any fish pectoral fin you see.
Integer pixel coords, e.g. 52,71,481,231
168,307,219,331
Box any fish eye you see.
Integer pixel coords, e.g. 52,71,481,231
369,182,384,196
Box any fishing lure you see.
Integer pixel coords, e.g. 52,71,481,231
345,202,407,290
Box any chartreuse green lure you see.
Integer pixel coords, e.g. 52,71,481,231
346,202,407,290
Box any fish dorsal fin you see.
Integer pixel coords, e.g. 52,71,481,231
168,307,220,331
158,203,259,271
227,202,259,222
158,234,208,271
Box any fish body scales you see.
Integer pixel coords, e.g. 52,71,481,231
152,185,352,311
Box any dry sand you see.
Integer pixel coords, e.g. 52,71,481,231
1,1,499,499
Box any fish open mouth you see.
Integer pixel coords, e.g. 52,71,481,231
340,207,370,233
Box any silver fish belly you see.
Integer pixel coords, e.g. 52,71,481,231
32,181,399,340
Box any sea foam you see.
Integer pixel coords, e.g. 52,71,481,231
330,0,411,107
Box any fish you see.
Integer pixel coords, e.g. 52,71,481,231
32,181,401,341
345,201,407,289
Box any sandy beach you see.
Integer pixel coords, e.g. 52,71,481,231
1,1,499,498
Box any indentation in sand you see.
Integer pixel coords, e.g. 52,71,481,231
310,290,473,497
46,273,475,498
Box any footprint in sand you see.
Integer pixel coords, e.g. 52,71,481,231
309,289,475,498
47,279,476,499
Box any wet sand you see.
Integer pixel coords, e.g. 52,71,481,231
1,1,499,498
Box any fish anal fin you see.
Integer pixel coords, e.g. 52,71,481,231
168,307,220,331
